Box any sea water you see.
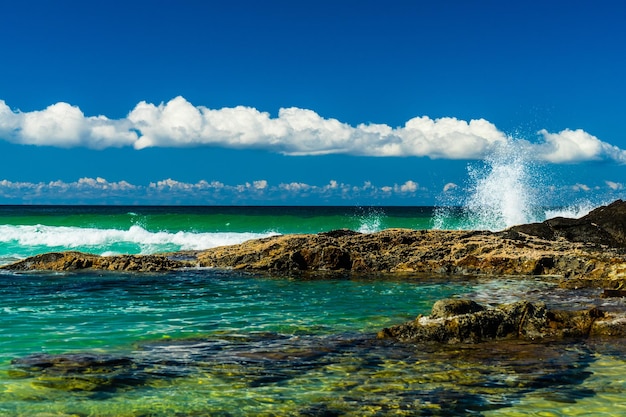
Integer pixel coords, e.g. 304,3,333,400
0,205,439,264
1,205,625,416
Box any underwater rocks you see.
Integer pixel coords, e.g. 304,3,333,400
9,352,141,392
378,298,626,343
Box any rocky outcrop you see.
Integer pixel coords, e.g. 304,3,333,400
196,228,626,288
509,199,626,248
3,251,188,272
4,201,626,290
378,298,626,343
3,228,626,289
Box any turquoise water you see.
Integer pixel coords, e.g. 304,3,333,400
1,205,626,416
0,206,439,264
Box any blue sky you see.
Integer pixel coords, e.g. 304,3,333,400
0,0,624,205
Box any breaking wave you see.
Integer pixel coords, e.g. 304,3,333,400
0,224,278,262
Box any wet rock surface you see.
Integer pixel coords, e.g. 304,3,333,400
509,199,626,248
2,251,188,272
378,298,626,343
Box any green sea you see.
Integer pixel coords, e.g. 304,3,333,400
1,205,625,416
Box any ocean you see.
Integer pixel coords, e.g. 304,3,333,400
1,204,626,416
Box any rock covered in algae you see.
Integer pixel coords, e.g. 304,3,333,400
378,298,626,343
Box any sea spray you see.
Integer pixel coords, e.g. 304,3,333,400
464,139,541,229
434,138,544,231
355,207,384,233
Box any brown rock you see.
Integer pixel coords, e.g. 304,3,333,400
1,252,189,272
378,298,622,343
509,199,626,248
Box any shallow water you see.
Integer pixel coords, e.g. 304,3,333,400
1,268,626,416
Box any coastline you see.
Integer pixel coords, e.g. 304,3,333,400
5,200,626,344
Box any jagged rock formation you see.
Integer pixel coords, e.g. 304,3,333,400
378,298,626,343
508,199,626,248
194,228,626,289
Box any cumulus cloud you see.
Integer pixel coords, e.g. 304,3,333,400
534,129,626,163
397,180,419,193
127,97,507,158
0,100,137,149
0,177,429,203
1,96,624,163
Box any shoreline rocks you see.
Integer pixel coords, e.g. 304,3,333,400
4,202,626,289
9,225,624,290
5,201,626,346
3,251,188,272
378,298,626,343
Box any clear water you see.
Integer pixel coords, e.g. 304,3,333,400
2,268,625,416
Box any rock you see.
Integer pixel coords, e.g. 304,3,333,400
2,251,190,272
378,298,626,343
509,199,626,248
430,299,485,319
4,200,626,290
10,353,140,391
3,228,626,288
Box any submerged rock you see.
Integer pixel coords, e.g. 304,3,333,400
378,298,626,343
10,353,140,392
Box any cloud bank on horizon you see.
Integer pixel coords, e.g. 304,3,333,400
1,96,624,164
0,176,620,206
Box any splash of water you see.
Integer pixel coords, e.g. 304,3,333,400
463,140,541,230
356,208,384,233
434,139,544,231
544,200,596,220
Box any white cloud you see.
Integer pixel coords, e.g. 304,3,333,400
0,100,137,149
535,128,626,164
573,183,591,192
1,97,625,163
128,98,508,158
397,180,419,193
253,180,268,190
0,177,431,203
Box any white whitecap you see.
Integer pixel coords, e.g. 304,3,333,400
0,224,279,255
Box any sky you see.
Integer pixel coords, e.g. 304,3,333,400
0,0,624,205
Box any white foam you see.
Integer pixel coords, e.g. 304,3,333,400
463,140,540,230
357,213,383,233
434,138,550,231
0,224,279,254
544,201,597,220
